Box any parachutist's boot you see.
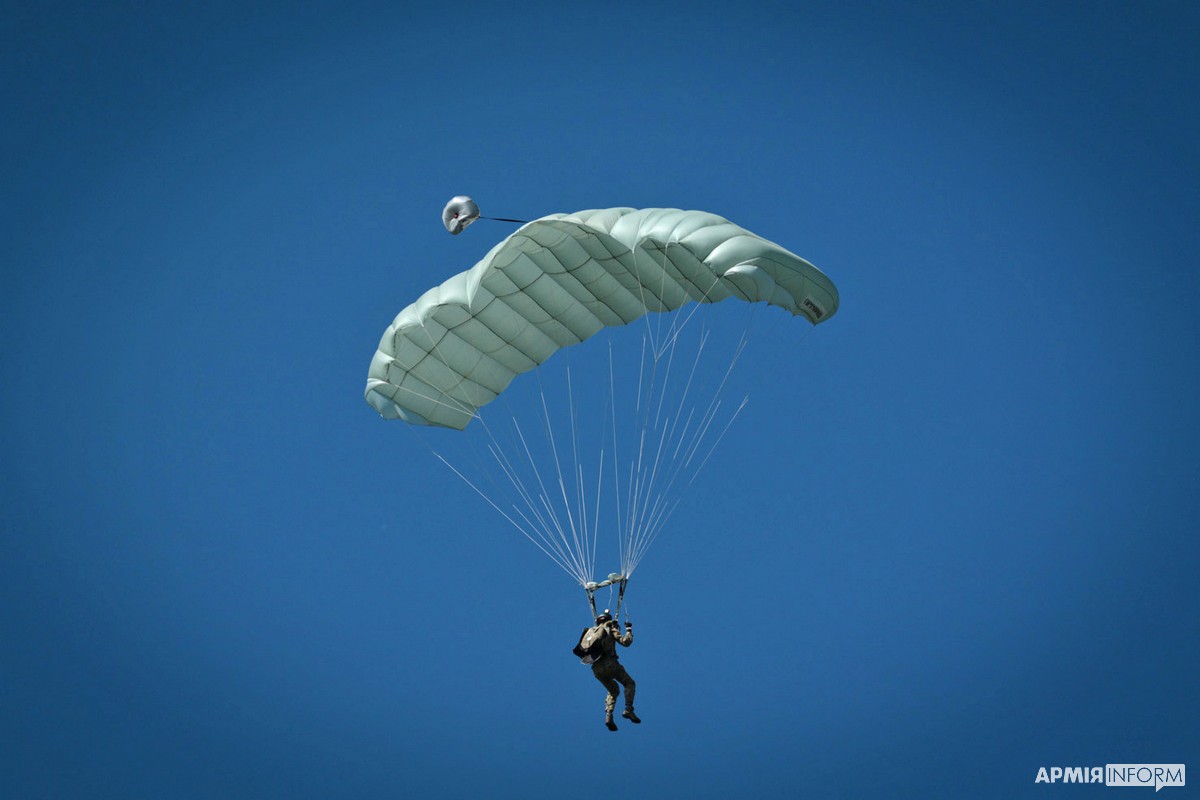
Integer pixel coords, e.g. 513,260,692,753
622,708,641,724
605,711,618,731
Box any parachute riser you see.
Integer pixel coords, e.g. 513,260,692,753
583,573,629,623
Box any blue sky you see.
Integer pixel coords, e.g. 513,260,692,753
4,2,1198,798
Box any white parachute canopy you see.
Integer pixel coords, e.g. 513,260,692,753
368,206,838,428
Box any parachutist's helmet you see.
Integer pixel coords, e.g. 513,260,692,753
595,612,613,624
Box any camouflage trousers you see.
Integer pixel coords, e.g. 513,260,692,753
592,659,636,712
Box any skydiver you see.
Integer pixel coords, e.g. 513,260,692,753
582,611,639,730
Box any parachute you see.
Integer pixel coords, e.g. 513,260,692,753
366,207,837,429
366,203,838,613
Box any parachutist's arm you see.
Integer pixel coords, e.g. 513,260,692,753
618,625,633,647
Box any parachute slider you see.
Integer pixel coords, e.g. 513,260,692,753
584,572,625,591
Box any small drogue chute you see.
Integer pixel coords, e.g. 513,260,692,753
442,195,528,235
441,195,480,234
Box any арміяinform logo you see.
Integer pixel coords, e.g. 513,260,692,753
1035,765,1185,791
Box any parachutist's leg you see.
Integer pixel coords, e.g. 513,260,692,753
594,670,621,730
598,675,621,712
615,665,640,723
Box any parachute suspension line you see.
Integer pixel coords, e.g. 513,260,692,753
401,401,586,583
477,414,590,584
609,341,628,578
665,310,762,509
628,224,680,358
636,233,679,408
789,318,817,360
565,360,597,584
619,242,676,575
628,498,681,576
688,395,750,480
620,267,665,576
682,311,758,481
396,393,537,563
477,383,595,585
629,328,755,572
653,269,728,361
591,448,605,584
619,235,698,579
623,325,713,574
480,216,529,224
590,343,620,584
627,333,659,578
621,367,659,576
628,228,655,356
624,237,724,574
482,419,589,584
628,363,679,572
634,305,650,418
578,357,607,584
549,362,592,582
458,352,611,589
640,233,726,364
619,333,652,576
620,282,657,574
649,236,684,362
619,235,696,578
650,308,682,433
533,365,593,585
512,409,590,585
427,448,582,581
623,305,757,578
649,236,677,366
680,335,749,470
450,374,594,586
621,230,681,576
